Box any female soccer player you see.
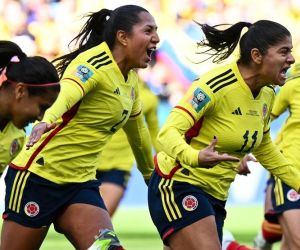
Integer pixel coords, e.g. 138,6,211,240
223,65,300,250
0,40,60,217
1,5,159,250
0,40,60,175
148,20,299,250
264,62,300,249
97,78,161,216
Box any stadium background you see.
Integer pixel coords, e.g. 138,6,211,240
0,0,298,249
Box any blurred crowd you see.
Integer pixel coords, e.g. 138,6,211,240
1,0,300,105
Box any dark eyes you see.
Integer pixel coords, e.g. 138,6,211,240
280,48,292,55
144,26,156,34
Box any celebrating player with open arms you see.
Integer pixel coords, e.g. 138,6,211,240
1,5,160,250
148,20,300,250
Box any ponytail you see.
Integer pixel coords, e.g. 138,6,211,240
0,40,59,95
53,9,112,77
0,40,26,72
195,21,252,63
196,20,291,65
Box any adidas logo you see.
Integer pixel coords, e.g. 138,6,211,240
114,88,120,95
181,168,190,176
36,157,44,166
232,107,242,115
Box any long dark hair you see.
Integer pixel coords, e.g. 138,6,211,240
195,20,291,64
53,5,149,78
0,40,60,95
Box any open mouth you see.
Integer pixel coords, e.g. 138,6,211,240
146,47,156,58
280,67,290,79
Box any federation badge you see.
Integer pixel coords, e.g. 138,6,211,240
287,189,300,202
10,139,20,156
191,88,210,112
262,103,268,118
182,195,198,211
74,65,93,83
24,201,40,217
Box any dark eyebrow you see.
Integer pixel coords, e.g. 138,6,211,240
280,46,293,51
145,24,158,30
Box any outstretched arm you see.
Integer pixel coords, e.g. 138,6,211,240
26,80,83,148
157,111,239,169
253,131,300,193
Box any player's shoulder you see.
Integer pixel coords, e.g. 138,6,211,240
260,85,276,107
63,42,119,84
264,85,276,94
195,62,239,97
85,43,114,70
71,42,114,73
284,75,300,86
282,63,300,86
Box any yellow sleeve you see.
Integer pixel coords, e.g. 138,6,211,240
122,111,154,180
42,80,83,123
253,131,300,192
271,83,292,119
144,94,161,152
157,111,200,168
62,62,99,95
42,60,101,124
156,80,215,168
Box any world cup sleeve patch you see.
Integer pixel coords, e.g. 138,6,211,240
191,88,210,112
74,65,93,83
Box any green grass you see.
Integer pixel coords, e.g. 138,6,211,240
40,207,163,250
224,205,280,250
35,205,281,249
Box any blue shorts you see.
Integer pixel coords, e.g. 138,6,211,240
148,170,226,246
262,175,279,224
3,167,105,228
96,169,130,189
270,175,300,215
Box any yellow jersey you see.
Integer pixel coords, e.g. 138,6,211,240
11,42,153,183
0,122,25,173
156,62,300,200
97,79,160,172
271,71,300,169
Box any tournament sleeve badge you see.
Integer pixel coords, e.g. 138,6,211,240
191,88,210,112
74,65,93,83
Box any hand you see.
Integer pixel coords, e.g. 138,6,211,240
198,136,240,168
237,154,257,175
26,122,56,149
